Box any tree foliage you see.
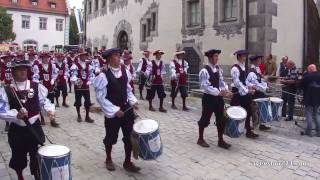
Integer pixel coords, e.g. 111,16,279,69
0,7,16,43
69,14,79,45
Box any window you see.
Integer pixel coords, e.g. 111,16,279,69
56,19,64,31
50,3,56,8
12,0,18,4
39,17,47,30
151,12,156,31
88,1,92,14
31,0,38,6
22,15,30,29
101,0,106,7
147,19,151,37
95,0,98,10
223,0,238,21
188,0,200,26
142,24,147,42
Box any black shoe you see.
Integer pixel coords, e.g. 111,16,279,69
105,160,116,171
182,106,190,112
62,103,69,108
259,125,271,131
197,139,210,148
159,107,167,113
246,132,259,139
218,141,231,149
171,105,178,110
149,107,156,112
77,116,82,122
123,162,141,173
85,117,94,123
285,118,293,121
50,120,60,128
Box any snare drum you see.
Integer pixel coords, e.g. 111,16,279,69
133,119,162,160
38,145,71,180
270,97,283,121
253,98,272,123
225,106,247,138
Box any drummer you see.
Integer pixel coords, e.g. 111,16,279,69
0,57,55,180
246,55,271,130
230,50,258,139
197,49,233,149
93,48,140,172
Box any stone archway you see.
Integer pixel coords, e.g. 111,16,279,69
113,20,133,51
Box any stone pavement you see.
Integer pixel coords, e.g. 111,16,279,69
1,88,320,180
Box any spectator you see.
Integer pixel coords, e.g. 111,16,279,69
277,56,289,77
264,54,277,76
259,57,265,75
298,64,320,137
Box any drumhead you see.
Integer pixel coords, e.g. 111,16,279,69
270,97,283,103
253,98,269,102
133,119,159,134
226,106,247,120
38,145,70,157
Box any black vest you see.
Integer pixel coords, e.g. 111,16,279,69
205,65,220,88
233,64,247,85
250,67,262,83
105,65,128,110
279,62,288,77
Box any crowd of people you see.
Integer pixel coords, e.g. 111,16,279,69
0,47,319,180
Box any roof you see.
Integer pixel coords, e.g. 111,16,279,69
0,0,68,15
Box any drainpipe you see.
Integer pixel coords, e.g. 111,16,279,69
84,0,87,48
245,0,249,69
303,0,307,70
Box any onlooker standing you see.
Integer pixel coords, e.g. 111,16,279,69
277,56,289,77
259,57,265,75
264,54,277,76
298,64,320,137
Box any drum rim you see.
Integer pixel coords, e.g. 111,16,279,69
253,98,270,102
269,97,283,103
226,106,247,120
38,144,71,158
133,119,159,135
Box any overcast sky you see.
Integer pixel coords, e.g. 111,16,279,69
69,0,83,9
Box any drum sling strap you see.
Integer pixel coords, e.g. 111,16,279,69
4,85,45,146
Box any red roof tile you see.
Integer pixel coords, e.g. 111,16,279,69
0,0,68,15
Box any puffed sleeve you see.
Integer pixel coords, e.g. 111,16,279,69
70,64,78,82
231,66,248,96
199,68,220,96
219,68,228,91
170,61,177,80
38,83,55,115
126,69,138,106
32,65,40,83
93,73,120,118
136,59,143,73
0,87,19,123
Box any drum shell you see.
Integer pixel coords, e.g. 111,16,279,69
38,152,71,180
134,128,163,160
270,99,283,121
225,118,245,138
254,99,272,123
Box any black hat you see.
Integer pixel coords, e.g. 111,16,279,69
249,55,264,62
102,48,122,59
205,49,221,57
11,58,31,68
234,49,249,56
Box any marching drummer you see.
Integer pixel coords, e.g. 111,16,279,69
197,49,233,149
246,55,271,130
230,50,259,139
93,48,140,173
136,50,151,100
54,52,70,107
169,50,189,111
0,57,55,180
146,50,167,112
122,50,136,94
70,51,95,123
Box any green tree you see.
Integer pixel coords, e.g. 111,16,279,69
69,14,79,45
0,7,16,43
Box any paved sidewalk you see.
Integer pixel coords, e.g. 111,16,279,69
0,89,320,180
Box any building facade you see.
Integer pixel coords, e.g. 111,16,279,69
0,0,70,51
84,0,320,74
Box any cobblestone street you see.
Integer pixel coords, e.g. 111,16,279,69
1,89,320,180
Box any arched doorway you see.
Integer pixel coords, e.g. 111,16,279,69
183,46,201,89
117,31,129,50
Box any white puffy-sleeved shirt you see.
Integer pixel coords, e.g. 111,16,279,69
70,60,95,84
199,64,228,96
56,61,70,79
32,63,59,83
124,64,136,80
93,66,138,118
0,80,55,126
136,58,150,74
146,59,166,77
169,59,189,80
231,62,249,96
246,65,268,92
